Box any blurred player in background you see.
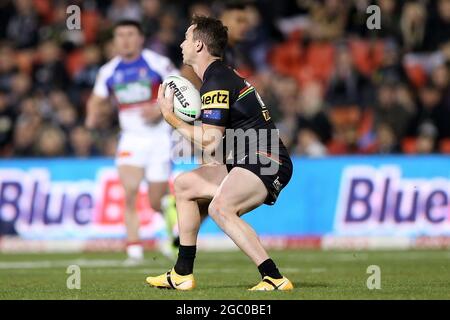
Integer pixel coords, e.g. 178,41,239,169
86,20,179,265
146,16,294,291
181,0,251,88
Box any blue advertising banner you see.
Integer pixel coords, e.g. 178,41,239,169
1,156,450,244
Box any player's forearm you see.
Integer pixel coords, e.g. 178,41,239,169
164,112,221,151
86,96,106,128
164,112,205,149
85,104,99,128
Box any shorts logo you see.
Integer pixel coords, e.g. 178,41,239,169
201,90,229,109
118,151,132,158
272,176,282,192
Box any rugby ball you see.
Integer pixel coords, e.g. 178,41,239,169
163,75,201,122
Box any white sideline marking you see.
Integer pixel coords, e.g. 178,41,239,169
1,251,446,270
0,259,129,270
0,259,325,274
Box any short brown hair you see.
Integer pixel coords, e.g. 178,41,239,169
191,15,228,58
114,20,144,34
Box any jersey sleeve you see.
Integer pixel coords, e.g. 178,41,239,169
142,49,179,79
160,58,179,78
200,77,232,127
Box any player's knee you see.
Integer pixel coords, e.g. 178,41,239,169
174,173,198,200
123,185,139,207
174,173,190,195
208,197,236,223
150,196,162,212
207,200,221,221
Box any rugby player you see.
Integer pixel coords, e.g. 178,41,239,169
146,16,294,291
171,0,251,249
86,20,179,264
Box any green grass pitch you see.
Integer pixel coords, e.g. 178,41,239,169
0,249,449,299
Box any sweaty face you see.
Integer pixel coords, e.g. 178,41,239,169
221,9,249,44
113,26,144,59
180,25,198,66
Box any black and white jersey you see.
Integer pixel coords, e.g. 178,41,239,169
199,60,289,163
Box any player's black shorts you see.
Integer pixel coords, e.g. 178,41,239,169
226,151,293,205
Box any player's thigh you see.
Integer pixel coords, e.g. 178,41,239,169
117,165,145,195
116,133,147,193
175,163,228,200
144,128,172,182
211,167,268,216
116,132,148,168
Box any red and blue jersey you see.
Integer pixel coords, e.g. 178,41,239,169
93,49,179,134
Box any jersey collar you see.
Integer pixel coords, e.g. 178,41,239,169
202,59,222,82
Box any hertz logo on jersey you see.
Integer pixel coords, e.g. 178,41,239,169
201,90,229,109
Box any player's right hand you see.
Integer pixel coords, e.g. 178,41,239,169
157,83,175,119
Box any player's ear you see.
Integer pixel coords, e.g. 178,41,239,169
196,41,203,53
139,33,145,45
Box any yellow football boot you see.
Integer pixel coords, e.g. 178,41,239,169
249,276,294,291
146,268,195,290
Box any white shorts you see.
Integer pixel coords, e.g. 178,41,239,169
115,131,172,182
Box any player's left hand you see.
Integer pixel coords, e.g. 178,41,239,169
157,83,175,119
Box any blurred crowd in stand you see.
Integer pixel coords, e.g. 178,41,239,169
0,0,449,158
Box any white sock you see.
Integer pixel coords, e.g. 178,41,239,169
127,244,144,259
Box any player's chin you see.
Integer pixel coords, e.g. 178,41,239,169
122,51,135,59
182,56,191,66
